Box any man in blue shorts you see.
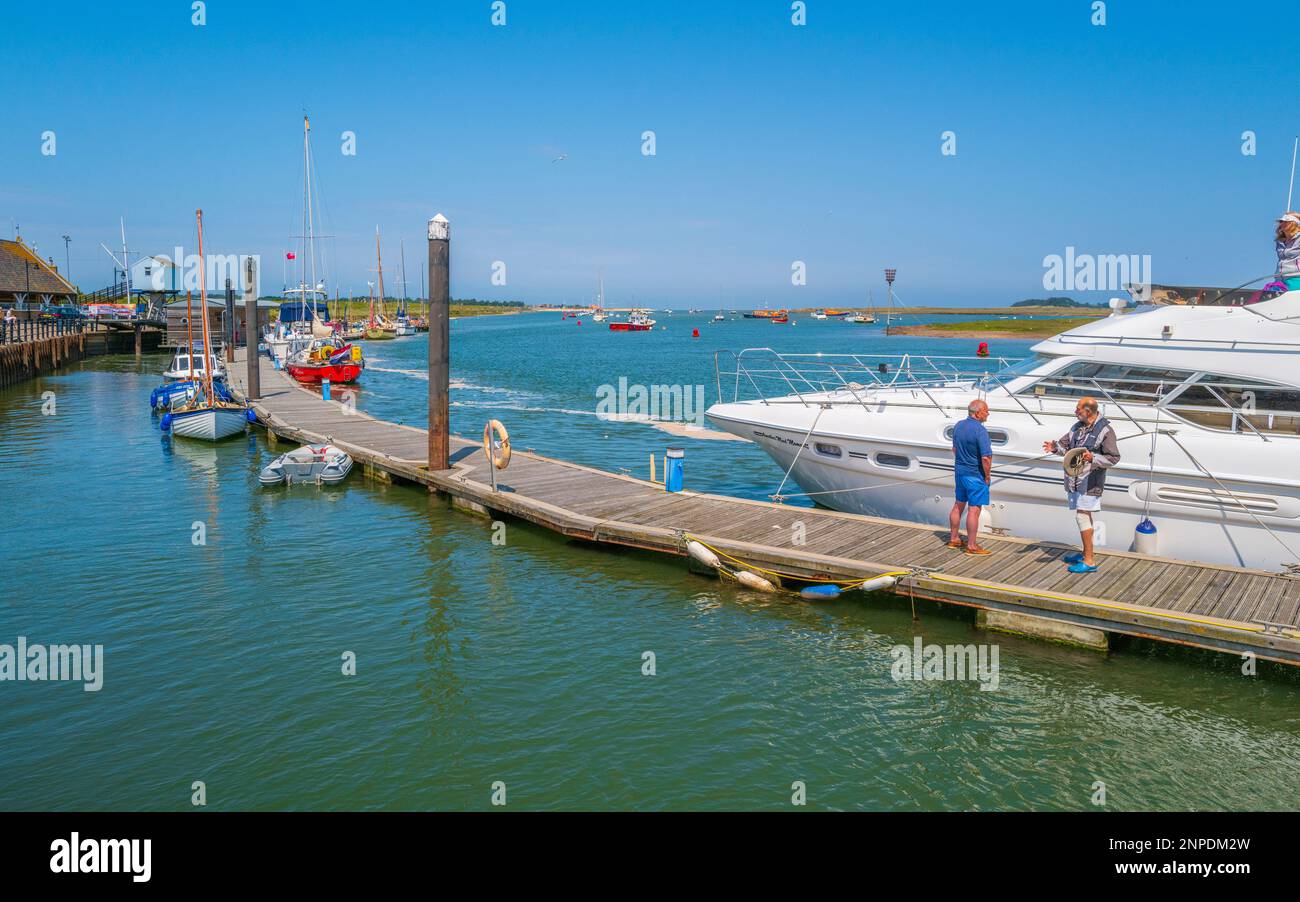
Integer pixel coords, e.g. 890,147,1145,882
948,399,993,555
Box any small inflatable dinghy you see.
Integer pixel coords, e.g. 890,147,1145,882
259,444,353,486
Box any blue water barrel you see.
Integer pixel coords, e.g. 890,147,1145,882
665,446,684,492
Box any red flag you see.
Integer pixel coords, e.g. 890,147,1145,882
286,252,296,260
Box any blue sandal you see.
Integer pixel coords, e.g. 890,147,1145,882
1062,552,1084,564
1067,561,1098,573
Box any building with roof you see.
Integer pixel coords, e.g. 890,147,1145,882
0,237,77,310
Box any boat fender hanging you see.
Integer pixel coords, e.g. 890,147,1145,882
858,574,897,593
1134,518,1158,555
246,409,258,424
800,584,841,600
735,570,776,592
160,413,172,432
483,419,511,470
686,540,721,569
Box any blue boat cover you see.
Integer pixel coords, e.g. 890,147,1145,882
279,300,331,323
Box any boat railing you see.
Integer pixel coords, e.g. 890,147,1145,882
714,349,1021,412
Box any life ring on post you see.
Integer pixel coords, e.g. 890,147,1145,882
483,419,511,470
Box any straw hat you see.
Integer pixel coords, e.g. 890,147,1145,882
1062,447,1090,477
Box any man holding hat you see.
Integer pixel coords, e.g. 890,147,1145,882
1043,397,1121,573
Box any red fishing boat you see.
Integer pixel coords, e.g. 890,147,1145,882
287,341,365,384
609,311,655,331
772,314,789,324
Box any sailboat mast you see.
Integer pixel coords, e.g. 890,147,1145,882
195,209,215,404
185,289,194,378
399,239,408,316
303,116,318,323
374,227,386,325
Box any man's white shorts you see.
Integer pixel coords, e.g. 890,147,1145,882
1067,492,1102,512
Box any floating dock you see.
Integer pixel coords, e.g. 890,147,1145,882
228,349,1300,666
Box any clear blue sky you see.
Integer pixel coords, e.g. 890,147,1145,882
2,0,1293,307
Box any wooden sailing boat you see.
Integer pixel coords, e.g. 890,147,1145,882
164,210,250,440
364,227,397,340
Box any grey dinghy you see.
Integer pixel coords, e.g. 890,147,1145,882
259,444,354,486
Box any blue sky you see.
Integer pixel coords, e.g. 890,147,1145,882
2,0,1294,307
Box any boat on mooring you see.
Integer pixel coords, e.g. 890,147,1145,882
609,310,655,331
259,443,353,485
162,210,251,442
364,228,398,340
163,340,228,382
708,281,1300,571
286,339,364,384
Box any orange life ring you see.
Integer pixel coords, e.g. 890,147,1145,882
483,419,511,470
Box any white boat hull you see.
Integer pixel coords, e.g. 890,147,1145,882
708,404,1300,573
169,406,248,441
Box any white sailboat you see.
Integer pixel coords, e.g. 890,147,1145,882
164,210,250,442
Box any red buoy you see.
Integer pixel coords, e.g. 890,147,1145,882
692,328,700,338
976,341,989,358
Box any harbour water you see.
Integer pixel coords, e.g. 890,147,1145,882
2,312,1298,811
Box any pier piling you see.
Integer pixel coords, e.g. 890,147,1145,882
427,213,451,473
225,278,236,364
243,257,260,400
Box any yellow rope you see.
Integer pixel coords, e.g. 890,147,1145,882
685,534,908,589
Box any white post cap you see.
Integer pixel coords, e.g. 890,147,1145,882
428,214,450,241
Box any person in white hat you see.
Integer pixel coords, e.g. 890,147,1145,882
1276,212,1300,290
1042,397,1121,573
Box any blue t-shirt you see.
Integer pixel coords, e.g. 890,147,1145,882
952,416,992,478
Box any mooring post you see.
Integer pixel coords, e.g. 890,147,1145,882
224,277,236,363
133,323,142,358
427,213,451,472
243,256,261,400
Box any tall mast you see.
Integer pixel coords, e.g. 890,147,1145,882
302,115,319,323
399,238,408,316
185,289,194,378
375,227,386,321
196,209,215,405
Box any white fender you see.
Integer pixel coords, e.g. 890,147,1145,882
735,570,776,592
858,575,897,593
686,540,721,569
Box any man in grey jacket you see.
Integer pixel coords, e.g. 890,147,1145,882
1042,397,1121,573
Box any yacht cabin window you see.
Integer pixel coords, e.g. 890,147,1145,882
943,424,1009,445
1018,362,1300,435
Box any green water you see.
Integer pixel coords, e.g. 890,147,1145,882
2,313,1297,811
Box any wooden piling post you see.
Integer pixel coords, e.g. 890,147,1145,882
243,257,261,400
427,214,450,472
224,277,237,364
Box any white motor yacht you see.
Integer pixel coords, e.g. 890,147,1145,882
707,284,1300,572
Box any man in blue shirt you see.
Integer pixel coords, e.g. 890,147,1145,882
948,399,993,554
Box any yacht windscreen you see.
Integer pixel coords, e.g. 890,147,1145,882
1018,361,1195,403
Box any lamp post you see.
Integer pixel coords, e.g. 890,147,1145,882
62,235,71,284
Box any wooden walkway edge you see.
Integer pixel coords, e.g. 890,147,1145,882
227,349,1300,666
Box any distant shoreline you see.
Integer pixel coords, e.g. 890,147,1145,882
886,316,1098,339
